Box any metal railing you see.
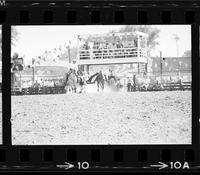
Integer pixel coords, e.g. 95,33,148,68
11,86,66,95
79,47,147,60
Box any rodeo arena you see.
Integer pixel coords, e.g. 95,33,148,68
11,29,192,145
11,31,191,95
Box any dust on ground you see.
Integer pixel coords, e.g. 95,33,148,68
11,90,191,145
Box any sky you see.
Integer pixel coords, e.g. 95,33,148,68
11,25,191,65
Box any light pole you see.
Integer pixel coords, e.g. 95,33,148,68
67,41,71,64
172,34,180,57
77,36,80,64
178,61,181,79
32,58,35,86
160,51,163,84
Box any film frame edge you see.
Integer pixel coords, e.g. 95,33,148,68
0,0,199,173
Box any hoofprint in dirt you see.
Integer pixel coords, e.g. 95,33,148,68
11,91,191,145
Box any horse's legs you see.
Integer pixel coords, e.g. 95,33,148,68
102,81,104,91
71,86,74,93
83,85,86,93
99,82,103,91
65,86,69,93
78,85,82,93
97,82,100,92
100,82,102,91
69,86,72,93
71,86,73,93
72,84,76,93
81,84,83,93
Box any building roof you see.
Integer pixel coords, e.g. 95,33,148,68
79,31,148,43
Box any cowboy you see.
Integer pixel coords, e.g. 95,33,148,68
96,70,104,92
79,73,87,93
132,75,137,91
127,77,132,92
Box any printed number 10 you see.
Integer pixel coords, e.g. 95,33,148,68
78,162,90,170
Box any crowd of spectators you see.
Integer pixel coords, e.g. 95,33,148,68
16,68,191,94
105,71,191,92
80,37,144,60
81,40,138,51
21,79,65,89
125,74,191,92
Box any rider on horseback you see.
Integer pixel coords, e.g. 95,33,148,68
65,68,77,93
96,70,105,92
79,72,86,93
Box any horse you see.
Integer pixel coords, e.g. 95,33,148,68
95,71,105,92
86,71,105,92
64,69,78,93
77,73,87,93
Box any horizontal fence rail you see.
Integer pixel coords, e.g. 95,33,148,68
11,81,191,96
79,47,147,60
11,86,66,95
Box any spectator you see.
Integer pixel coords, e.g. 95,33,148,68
132,75,137,91
127,77,132,92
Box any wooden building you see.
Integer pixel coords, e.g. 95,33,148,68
77,31,149,75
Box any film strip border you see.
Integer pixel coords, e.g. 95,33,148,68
0,5,200,24
0,0,200,172
0,146,199,171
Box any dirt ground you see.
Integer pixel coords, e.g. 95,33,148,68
11,90,191,145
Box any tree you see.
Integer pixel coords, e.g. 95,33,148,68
182,50,191,57
11,26,19,46
0,26,19,48
118,25,160,54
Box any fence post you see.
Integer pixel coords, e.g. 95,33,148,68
160,51,163,84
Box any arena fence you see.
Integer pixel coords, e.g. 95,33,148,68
11,81,191,96
11,86,66,95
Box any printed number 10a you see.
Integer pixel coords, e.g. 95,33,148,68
170,162,189,169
